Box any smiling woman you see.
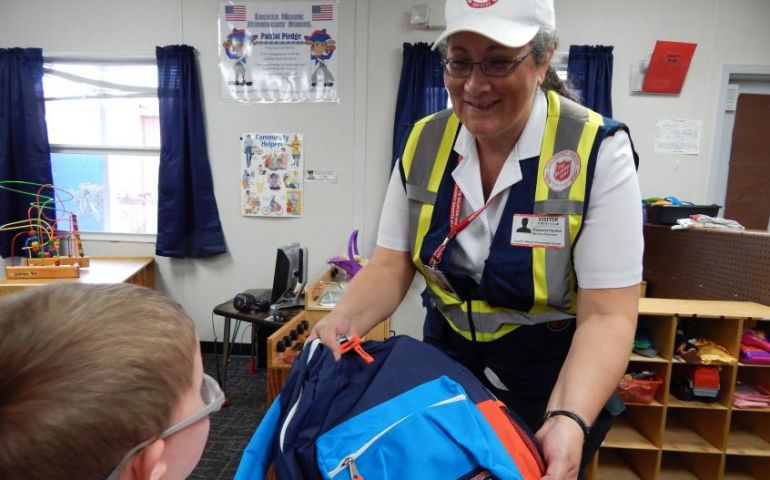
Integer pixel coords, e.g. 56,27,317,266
308,0,644,478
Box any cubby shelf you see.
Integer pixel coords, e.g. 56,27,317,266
667,396,728,410
662,416,722,453
630,352,669,363
726,429,770,456
595,449,645,480
590,298,770,480
604,417,659,450
724,455,770,479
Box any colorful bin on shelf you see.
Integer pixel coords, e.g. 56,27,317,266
617,376,663,404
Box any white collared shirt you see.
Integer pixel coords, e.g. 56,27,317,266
378,89,643,289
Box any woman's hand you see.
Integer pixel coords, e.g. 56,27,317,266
535,415,584,480
305,247,415,360
305,311,358,361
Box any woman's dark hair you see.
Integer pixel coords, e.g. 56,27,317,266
529,29,579,102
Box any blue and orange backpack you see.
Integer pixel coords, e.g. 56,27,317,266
235,335,545,479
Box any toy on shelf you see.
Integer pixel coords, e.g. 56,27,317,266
672,365,721,402
740,329,770,364
1,181,89,279
327,229,363,280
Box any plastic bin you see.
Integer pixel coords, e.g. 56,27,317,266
645,204,721,225
617,376,663,404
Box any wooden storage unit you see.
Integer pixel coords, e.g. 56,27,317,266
591,298,770,480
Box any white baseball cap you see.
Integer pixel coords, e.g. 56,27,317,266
433,0,556,49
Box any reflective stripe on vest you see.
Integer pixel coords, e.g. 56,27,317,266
534,91,603,313
402,92,603,341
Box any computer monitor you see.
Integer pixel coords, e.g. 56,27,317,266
270,242,308,310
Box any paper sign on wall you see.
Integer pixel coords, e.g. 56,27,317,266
218,1,339,103
241,133,304,217
654,119,701,155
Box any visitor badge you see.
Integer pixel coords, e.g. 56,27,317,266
423,264,458,295
511,214,566,249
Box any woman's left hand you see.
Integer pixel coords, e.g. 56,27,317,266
535,415,584,480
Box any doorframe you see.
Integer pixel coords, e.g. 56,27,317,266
707,64,770,207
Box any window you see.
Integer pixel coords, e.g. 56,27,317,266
43,60,160,235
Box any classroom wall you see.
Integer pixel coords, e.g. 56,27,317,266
2,0,770,341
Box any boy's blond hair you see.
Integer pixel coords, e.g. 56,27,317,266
0,283,197,480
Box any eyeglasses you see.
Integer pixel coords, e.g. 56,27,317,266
105,373,225,480
443,51,532,78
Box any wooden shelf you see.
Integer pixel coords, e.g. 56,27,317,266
731,407,770,413
724,456,770,479
657,463,700,480
726,429,770,456
595,450,642,480
660,451,723,480
738,362,770,368
638,298,770,319
630,352,669,363
724,470,761,480
672,356,737,366
603,417,658,450
624,399,664,407
662,417,721,453
667,395,728,410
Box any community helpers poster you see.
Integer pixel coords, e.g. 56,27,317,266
219,1,338,103
241,133,303,217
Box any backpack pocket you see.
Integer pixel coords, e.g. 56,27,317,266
315,376,525,480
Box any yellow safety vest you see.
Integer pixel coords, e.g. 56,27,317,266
401,91,609,341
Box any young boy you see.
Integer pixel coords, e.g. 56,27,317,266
0,283,223,480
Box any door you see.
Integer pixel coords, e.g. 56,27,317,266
724,93,770,230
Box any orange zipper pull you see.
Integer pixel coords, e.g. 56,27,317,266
338,335,374,364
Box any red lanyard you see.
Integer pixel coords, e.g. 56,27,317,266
428,156,500,268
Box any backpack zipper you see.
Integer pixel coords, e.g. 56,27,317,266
343,456,363,480
326,393,467,477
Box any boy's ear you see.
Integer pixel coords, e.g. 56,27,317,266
123,439,167,480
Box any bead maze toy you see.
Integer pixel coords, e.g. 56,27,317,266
1,181,88,279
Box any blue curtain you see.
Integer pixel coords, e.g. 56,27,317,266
567,45,614,117
392,42,447,169
0,48,54,258
156,45,226,258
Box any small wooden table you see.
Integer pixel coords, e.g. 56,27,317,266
211,299,302,395
0,256,155,298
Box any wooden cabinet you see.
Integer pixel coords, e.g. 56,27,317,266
590,298,770,480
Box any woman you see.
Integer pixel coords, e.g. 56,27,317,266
309,1,642,478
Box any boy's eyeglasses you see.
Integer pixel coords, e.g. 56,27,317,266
105,373,225,480
443,50,532,78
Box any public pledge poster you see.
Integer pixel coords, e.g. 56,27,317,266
219,1,339,103
241,133,304,217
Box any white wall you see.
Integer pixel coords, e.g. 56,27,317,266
2,0,770,341
555,0,770,203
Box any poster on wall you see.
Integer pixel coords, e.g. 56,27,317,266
219,1,339,103
241,133,304,217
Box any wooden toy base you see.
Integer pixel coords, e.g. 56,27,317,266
4,264,80,279
24,256,90,267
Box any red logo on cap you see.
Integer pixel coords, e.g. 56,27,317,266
467,0,499,8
